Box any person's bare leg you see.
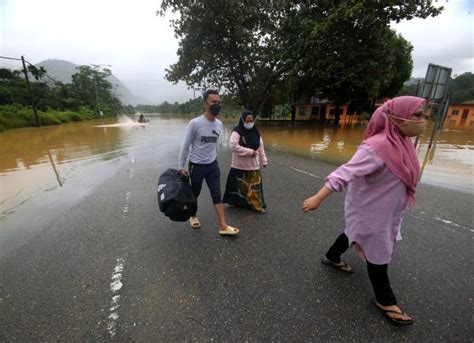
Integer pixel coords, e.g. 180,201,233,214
214,203,228,231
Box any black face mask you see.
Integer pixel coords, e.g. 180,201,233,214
209,104,221,116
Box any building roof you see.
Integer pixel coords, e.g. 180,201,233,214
294,96,332,105
449,101,474,107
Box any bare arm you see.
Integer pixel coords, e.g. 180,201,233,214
302,186,333,213
302,144,383,213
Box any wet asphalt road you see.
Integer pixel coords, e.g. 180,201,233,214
0,137,473,342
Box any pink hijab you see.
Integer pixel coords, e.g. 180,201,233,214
363,96,425,207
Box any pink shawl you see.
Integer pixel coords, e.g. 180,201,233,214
363,96,426,207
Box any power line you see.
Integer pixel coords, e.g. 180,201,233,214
0,55,22,61
0,61,22,68
0,56,61,84
1,55,187,91
32,65,79,75
25,60,60,84
1,57,62,86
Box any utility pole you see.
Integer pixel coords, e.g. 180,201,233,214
193,85,198,116
21,56,40,126
91,64,111,118
93,76,101,116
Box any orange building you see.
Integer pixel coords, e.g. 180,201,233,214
294,97,355,123
444,101,474,129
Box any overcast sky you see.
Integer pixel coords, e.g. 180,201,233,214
1,0,472,104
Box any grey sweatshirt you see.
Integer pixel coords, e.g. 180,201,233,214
178,115,223,169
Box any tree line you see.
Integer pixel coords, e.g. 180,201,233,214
0,65,128,115
0,65,137,130
159,0,445,123
136,72,474,118
135,95,243,115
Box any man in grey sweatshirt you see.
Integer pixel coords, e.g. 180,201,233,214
178,89,239,235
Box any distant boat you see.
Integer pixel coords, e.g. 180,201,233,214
137,114,149,123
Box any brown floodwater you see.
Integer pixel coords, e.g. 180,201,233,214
0,115,472,223
252,122,473,192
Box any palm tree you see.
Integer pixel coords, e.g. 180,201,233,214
27,65,47,81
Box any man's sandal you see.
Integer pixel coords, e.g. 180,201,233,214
219,226,239,235
373,300,414,326
321,256,354,273
189,216,201,229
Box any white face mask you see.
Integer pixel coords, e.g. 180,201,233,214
389,114,425,137
244,122,254,130
398,120,426,137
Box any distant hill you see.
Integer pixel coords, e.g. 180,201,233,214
35,59,146,106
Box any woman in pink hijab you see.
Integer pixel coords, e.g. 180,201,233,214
303,96,426,325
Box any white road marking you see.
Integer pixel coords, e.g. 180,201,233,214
289,167,323,179
130,152,136,178
435,217,462,228
122,191,132,217
107,258,125,338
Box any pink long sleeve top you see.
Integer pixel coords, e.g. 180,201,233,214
229,131,268,171
324,143,408,265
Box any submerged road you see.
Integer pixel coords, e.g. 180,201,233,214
0,135,472,342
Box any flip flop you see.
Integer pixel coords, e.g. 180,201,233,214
373,300,414,326
219,225,239,236
189,216,201,229
321,256,354,273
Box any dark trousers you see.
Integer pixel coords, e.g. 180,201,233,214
326,233,397,306
189,161,222,214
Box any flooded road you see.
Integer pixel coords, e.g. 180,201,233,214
0,116,185,256
1,115,472,342
1,115,472,228
1,117,148,219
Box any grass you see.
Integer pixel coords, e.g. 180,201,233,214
0,104,99,131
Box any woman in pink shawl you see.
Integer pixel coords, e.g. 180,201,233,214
303,96,426,325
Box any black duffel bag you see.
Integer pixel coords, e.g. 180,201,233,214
157,169,197,222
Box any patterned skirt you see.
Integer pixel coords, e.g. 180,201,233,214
223,168,267,211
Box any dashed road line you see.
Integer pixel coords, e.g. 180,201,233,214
107,258,124,338
272,159,324,180
122,191,132,217
289,166,323,179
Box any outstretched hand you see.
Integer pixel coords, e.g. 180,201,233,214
302,186,333,213
302,195,322,213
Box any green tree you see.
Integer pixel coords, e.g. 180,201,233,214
27,65,47,81
159,0,442,122
71,66,121,116
449,72,474,104
288,1,439,124
0,68,30,106
159,0,295,116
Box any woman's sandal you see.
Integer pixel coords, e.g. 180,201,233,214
373,300,414,326
321,256,354,273
219,225,239,236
